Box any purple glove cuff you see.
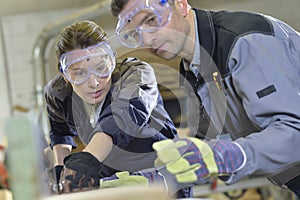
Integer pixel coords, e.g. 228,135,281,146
210,141,246,174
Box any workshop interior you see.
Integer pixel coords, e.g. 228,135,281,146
0,0,299,199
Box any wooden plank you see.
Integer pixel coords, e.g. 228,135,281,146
0,189,13,200
41,185,169,200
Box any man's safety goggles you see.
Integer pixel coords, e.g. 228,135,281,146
116,0,172,48
60,42,116,85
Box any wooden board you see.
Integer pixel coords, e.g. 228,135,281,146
0,189,13,200
41,185,169,200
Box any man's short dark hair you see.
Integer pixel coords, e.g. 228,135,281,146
110,0,129,17
110,0,174,17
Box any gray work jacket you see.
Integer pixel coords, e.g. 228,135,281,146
182,9,300,186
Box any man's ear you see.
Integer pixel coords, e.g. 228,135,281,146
175,0,189,16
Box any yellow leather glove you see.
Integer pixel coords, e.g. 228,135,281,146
100,171,148,189
153,137,245,184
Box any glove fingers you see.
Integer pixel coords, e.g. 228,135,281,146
166,154,201,174
185,137,219,175
166,157,190,174
69,172,83,190
70,169,100,190
154,138,205,166
77,172,100,189
152,139,174,151
115,171,130,179
100,172,127,189
59,168,76,193
185,138,212,157
156,148,181,163
61,168,87,191
100,171,149,189
125,176,148,185
154,140,190,165
61,180,71,193
153,139,188,151
175,164,201,183
154,157,166,168
80,176,92,188
100,179,122,188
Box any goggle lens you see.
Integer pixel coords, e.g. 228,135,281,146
116,0,172,48
60,42,116,84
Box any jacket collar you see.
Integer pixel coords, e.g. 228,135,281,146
179,9,217,87
192,8,216,58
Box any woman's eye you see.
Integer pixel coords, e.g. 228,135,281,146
72,69,86,76
95,64,106,71
77,71,85,75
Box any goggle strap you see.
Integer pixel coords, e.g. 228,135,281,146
160,0,168,5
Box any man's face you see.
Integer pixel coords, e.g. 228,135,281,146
118,0,191,60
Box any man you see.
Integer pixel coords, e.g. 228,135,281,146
110,0,300,197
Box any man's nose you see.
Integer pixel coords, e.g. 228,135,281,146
142,31,156,47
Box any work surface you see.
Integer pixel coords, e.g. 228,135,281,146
40,185,212,200
41,185,169,200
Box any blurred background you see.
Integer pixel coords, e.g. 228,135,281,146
0,0,299,199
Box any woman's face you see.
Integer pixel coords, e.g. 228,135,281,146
70,73,112,105
60,43,116,105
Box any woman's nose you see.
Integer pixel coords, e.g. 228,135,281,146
88,74,99,87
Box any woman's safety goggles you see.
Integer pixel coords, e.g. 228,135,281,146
60,42,116,85
116,0,172,48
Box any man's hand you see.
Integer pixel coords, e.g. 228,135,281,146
153,137,246,185
59,152,103,193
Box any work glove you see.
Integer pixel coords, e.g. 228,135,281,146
59,152,103,193
99,168,186,196
99,171,149,188
153,137,246,185
47,165,63,193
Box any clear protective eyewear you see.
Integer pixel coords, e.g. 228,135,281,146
60,42,116,85
116,0,172,48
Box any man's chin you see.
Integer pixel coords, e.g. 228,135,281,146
155,51,177,60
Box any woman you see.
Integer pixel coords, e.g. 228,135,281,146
44,20,181,194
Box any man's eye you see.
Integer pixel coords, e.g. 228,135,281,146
77,71,85,75
145,16,159,27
